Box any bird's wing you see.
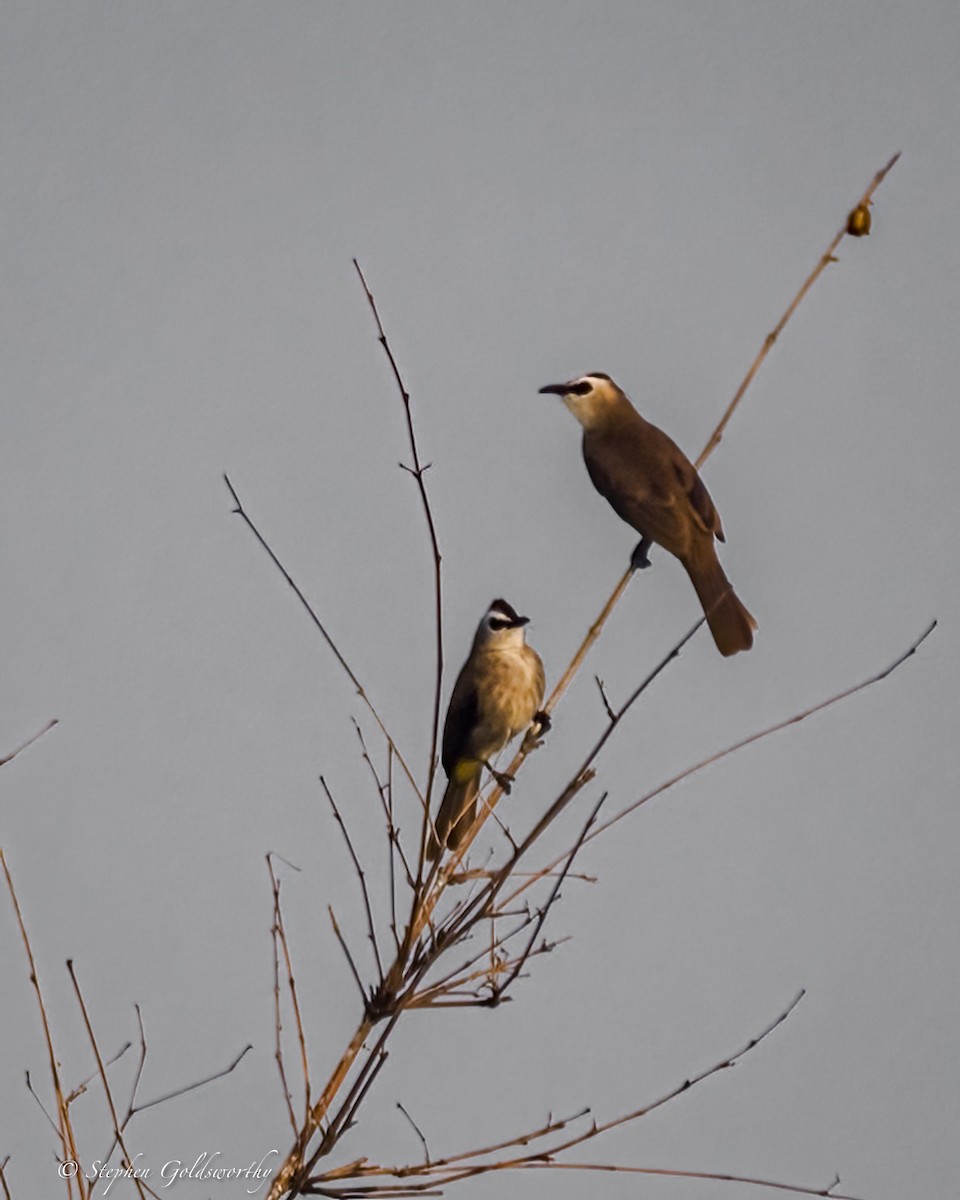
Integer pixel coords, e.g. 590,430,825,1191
533,650,546,710
441,671,480,775
671,453,724,541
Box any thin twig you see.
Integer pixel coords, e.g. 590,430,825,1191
321,776,384,982
519,1161,859,1199
353,723,408,946
505,619,936,908
65,1041,132,1105
442,617,703,944
329,1049,389,1143
329,907,369,1008
0,718,58,767
396,1104,430,1164
0,851,80,1185
353,260,445,847
66,960,149,1200
594,676,616,721
318,993,807,1195
585,618,936,847
269,855,311,1127
223,473,423,807
540,153,902,723
493,792,607,998
271,883,298,1136
131,1044,252,1115
696,151,901,469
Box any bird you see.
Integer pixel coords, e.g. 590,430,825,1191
538,373,756,656
428,599,547,859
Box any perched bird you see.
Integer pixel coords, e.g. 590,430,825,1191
428,599,547,859
539,373,756,656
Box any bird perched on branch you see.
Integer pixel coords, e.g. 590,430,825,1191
428,599,547,859
539,373,756,656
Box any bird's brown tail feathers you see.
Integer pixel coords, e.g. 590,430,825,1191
685,544,757,656
427,772,481,860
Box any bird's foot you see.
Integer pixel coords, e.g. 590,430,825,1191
485,763,514,794
522,710,552,753
630,538,652,571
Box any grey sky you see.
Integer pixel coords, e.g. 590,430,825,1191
3,3,959,1197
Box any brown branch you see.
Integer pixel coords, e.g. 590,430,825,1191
0,1156,11,1200
353,723,410,946
696,151,901,469
396,1104,430,1164
0,718,58,767
328,1049,389,1144
492,792,606,999
586,617,936,848
272,886,299,1136
321,777,385,983
131,1044,252,1116
65,1041,132,1105
66,960,149,1200
328,907,369,1009
520,1161,858,1199
0,851,82,1193
316,992,807,1196
269,855,311,1128
539,153,902,723
223,473,423,808
353,260,445,851
505,619,935,912
438,616,703,949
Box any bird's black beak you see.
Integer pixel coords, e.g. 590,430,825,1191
511,614,531,628
538,383,568,396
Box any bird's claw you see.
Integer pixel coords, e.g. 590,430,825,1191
630,538,652,570
488,766,514,794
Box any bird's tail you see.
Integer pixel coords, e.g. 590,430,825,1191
685,543,757,656
427,768,481,860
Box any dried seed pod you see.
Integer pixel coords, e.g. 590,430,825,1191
846,203,872,237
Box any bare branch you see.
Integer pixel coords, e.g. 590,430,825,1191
696,151,901,469
594,675,616,721
131,1044,252,1116
66,959,149,1200
492,792,607,999
223,473,423,808
505,619,936,909
586,618,936,847
315,994,808,1196
353,260,445,849
65,1041,132,1106
0,718,58,767
518,1161,862,1200
396,1103,430,1164
321,776,385,982
269,855,311,1128
1,851,81,1183
329,907,369,1009
539,153,902,720
353,723,409,946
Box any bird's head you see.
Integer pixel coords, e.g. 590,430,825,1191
474,598,530,650
538,373,623,428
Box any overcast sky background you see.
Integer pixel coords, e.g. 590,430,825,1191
3,3,959,1197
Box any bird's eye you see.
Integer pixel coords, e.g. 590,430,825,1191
488,617,510,631
570,381,593,396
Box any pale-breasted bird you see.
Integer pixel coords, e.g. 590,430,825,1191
539,373,756,656
428,599,547,859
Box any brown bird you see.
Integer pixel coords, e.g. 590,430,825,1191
539,373,756,656
428,599,547,859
